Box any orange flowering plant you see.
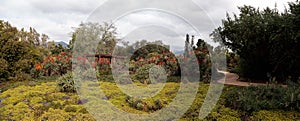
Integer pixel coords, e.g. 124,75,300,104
130,52,179,76
73,55,112,75
33,52,72,77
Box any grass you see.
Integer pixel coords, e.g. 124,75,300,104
0,77,298,120
0,79,232,120
0,75,59,93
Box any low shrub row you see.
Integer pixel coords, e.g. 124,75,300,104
0,82,94,121
125,96,165,112
224,81,300,114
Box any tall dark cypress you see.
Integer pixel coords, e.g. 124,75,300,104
191,35,194,48
184,34,190,58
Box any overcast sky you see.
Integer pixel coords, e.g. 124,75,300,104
0,0,294,51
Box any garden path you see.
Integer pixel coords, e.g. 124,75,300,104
217,71,271,87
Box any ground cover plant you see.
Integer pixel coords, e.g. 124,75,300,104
0,1,299,120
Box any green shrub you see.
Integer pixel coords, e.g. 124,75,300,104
125,96,165,112
136,102,144,110
64,105,82,112
134,64,154,84
13,59,33,75
9,71,32,82
204,105,241,121
0,58,9,81
224,81,300,114
96,70,114,82
56,72,78,93
39,108,72,121
251,110,300,121
167,76,181,82
0,82,93,120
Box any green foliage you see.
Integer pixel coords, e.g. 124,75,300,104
167,76,181,82
0,20,50,81
0,82,95,121
2,79,300,120
41,52,72,76
212,1,300,81
39,108,72,121
70,22,119,55
47,41,67,55
226,52,240,73
0,58,9,81
224,81,300,114
134,64,155,84
203,105,241,121
130,41,170,61
125,96,165,112
251,110,300,121
10,71,31,82
191,38,213,82
56,72,77,93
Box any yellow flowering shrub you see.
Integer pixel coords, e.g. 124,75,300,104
251,110,300,121
1,81,298,120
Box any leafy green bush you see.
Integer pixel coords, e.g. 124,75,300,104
0,82,95,121
204,105,241,121
0,21,51,81
224,81,300,114
125,96,165,112
251,110,300,120
9,71,31,82
39,108,72,121
213,2,300,81
0,58,9,81
167,76,181,82
3,78,300,120
134,64,154,84
56,72,77,93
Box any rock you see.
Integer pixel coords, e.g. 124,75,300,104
61,96,70,100
28,81,36,86
77,99,88,104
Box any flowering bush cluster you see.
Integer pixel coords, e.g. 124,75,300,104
193,49,212,82
74,56,112,75
130,52,179,77
33,52,72,77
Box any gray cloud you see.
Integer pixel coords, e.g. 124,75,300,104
0,0,293,47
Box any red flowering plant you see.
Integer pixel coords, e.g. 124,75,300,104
74,56,88,69
96,57,111,75
37,52,72,77
130,52,179,77
73,55,112,76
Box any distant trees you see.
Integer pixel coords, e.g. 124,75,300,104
0,20,59,81
183,34,215,82
47,41,66,55
129,40,170,61
211,1,300,81
69,22,119,55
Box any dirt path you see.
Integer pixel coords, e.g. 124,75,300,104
217,71,267,87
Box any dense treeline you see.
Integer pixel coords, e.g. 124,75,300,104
212,1,300,82
0,20,67,81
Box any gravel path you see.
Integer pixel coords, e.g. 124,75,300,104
217,71,268,87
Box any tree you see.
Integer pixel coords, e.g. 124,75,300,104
41,34,49,48
130,40,170,61
47,41,66,55
184,34,190,58
29,27,41,46
211,1,300,81
69,22,119,55
0,20,46,81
